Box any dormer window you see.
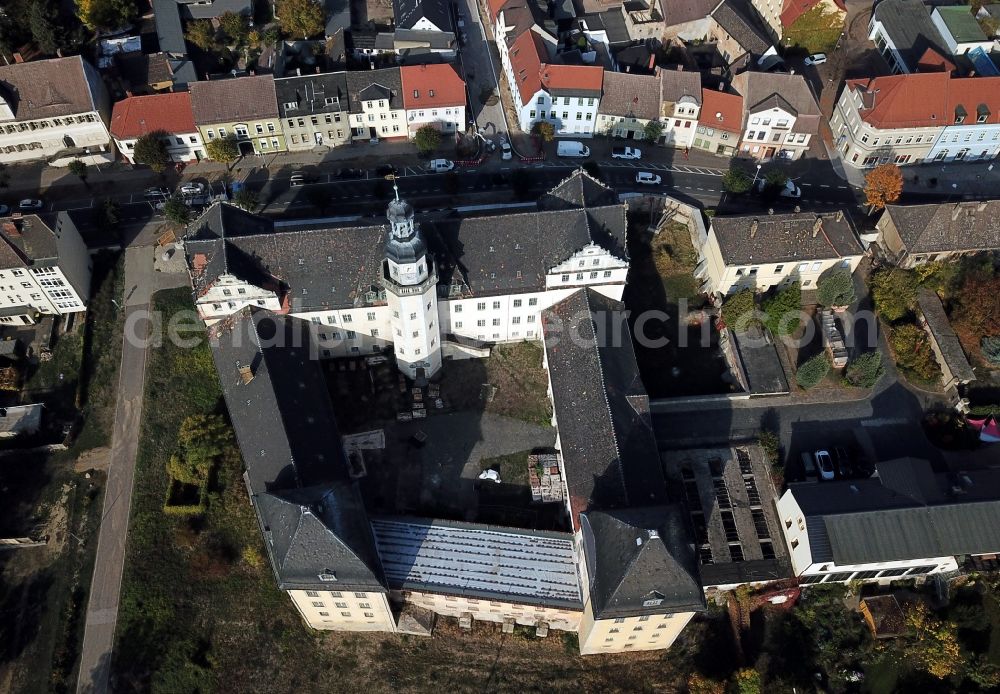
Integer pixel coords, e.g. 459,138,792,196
977,104,990,123
429,89,435,97
318,570,337,582
955,105,967,124
413,89,419,98
284,102,297,110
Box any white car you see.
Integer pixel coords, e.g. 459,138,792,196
814,450,836,480
428,159,455,173
635,172,662,185
179,182,206,196
612,146,642,160
755,178,802,199
18,199,43,210
500,140,512,160
804,53,827,66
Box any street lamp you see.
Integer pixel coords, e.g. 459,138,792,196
751,163,762,186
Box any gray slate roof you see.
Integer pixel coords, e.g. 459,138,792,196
186,174,628,309
393,0,453,31
659,69,702,105
177,0,253,19
190,75,279,124
598,71,661,120
917,288,976,383
662,0,721,26
275,72,349,119
732,71,821,134
882,201,1000,255
711,211,862,265
871,0,949,72
790,458,1000,565
210,309,385,590
152,0,188,56
711,0,772,56
580,11,631,45
0,214,63,267
0,56,100,121
581,506,705,617
346,68,403,112
542,289,668,524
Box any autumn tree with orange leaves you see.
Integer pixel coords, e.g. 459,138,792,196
863,164,903,213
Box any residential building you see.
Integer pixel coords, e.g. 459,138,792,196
693,87,743,156
190,75,286,155
393,0,453,32
929,6,992,56
175,0,252,19
110,92,204,164
0,56,113,167
731,71,820,161
916,288,976,390
596,71,661,139
658,69,702,148
832,72,1000,169
868,0,949,74
777,458,1000,585
659,0,720,41
0,403,43,438
275,72,351,151
875,200,1000,268
400,64,467,138
750,0,845,43
346,69,408,141
492,1,604,135
201,171,707,653
696,210,864,295
708,0,774,67
0,213,91,324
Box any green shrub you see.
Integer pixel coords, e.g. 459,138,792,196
817,269,856,307
758,430,780,469
796,352,831,389
870,268,917,322
983,336,1000,365
845,351,884,388
721,289,758,332
722,167,752,194
890,323,940,382
762,282,802,337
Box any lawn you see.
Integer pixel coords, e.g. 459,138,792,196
783,4,845,54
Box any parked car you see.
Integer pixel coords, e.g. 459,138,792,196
179,182,206,196
500,138,512,161
804,53,827,66
18,199,43,210
635,171,662,185
0,204,9,216
375,164,398,177
428,159,455,173
801,451,818,480
144,187,170,199
832,446,851,478
556,141,590,158
814,450,835,480
290,172,310,187
755,178,801,199
612,146,642,160
337,168,364,180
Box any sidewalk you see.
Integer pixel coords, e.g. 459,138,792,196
830,155,1000,198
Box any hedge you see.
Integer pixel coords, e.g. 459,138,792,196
796,352,831,389
845,351,884,388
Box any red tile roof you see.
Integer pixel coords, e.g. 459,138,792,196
916,47,956,73
847,72,1000,129
400,64,467,109
110,92,196,140
699,88,743,133
488,0,511,20
780,0,846,28
507,31,603,105
541,64,603,95
508,31,545,106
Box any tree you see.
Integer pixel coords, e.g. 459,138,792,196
764,169,789,188
413,125,441,155
219,11,249,43
185,19,217,51
68,159,88,182
163,195,191,225
732,669,762,694
845,351,884,388
30,0,63,55
720,289,758,332
870,268,917,322
817,269,856,307
94,198,120,231
643,120,663,142
132,132,171,173
532,121,555,142
952,272,1000,339
686,673,724,694
166,414,232,485
890,323,940,382
762,282,802,337
983,336,1000,365
904,602,963,679
863,163,903,212
232,188,258,212
76,0,134,32
276,0,325,39
722,167,752,194
796,352,831,389
205,136,240,163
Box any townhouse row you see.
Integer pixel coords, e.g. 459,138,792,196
0,57,466,167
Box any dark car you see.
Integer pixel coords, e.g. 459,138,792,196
375,164,398,177
337,168,364,180
144,187,170,199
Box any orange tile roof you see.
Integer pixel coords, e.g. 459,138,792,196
508,31,545,106
488,0,511,20
847,72,1000,129
110,92,196,140
541,64,603,94
400,63,467,109
508,31,603,105
699,88,743,133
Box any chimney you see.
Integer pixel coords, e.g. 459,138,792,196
648,52,656,70
297,67,302,76
812,217,823,238
835,210,843,222
750,219,758,238
717,82,725,91
675,64,682,71
238,363,255,385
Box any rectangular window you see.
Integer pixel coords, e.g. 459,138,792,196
528,298,537,306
